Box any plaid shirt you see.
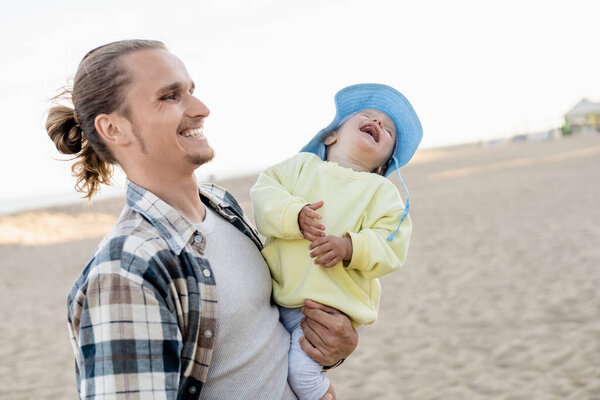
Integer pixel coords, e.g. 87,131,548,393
67,180,262,400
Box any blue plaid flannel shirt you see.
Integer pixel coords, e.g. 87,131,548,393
67,180,262,399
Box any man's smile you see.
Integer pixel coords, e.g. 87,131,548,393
179,126,205,138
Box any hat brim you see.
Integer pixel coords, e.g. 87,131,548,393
300,83,422,176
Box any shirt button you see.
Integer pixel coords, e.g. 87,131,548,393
194,235,203,244
188,385,197,394
202,269,211,278
204,329,213,338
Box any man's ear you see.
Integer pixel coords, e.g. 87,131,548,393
323,131,337,146
95,113,131,146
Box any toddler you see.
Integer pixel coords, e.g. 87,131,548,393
251,83,422,400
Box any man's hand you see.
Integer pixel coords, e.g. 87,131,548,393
309,235,353,268
298,201,326,241
299,299,358,367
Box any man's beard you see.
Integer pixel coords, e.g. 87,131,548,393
132,123,215,166
132,125,148,153
185,148,215,166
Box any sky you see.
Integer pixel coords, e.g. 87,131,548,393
1,0,599,213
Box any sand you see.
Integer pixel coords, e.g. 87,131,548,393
1,134,599,399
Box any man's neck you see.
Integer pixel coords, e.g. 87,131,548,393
129,174,206,223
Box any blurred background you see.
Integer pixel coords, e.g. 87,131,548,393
1,0,599,213
1,1,599,399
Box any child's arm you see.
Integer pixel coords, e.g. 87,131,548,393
312,183,412,277
345,213,411,279
250,155,312,240
346,183,412,279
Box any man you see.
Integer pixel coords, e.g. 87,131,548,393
46,40,357,399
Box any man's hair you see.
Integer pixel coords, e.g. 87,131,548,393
46,39,167,199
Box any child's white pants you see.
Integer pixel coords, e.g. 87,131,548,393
279,306,330,400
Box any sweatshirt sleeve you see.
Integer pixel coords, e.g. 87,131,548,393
346,183,412,280
250,155,310,240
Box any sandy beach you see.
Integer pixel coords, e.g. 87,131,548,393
1,134,599,399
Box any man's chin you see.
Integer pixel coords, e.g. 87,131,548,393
185,150,215,167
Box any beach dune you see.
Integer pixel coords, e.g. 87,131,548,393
1,134,599,399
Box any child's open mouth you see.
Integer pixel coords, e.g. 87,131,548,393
359,122,380,143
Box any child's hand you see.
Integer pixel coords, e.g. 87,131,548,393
299,201,326,241
309,235,353,268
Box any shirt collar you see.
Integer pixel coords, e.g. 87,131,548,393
197,183,235,211
125,180,198,255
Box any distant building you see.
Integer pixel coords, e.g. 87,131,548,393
564,99,600,135
510,129,561,144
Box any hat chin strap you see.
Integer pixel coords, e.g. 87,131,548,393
387,157,410,241
317,142,327,160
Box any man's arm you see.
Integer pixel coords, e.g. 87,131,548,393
299,299,358,367
70,256,182,398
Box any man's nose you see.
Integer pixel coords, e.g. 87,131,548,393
186,95,210,118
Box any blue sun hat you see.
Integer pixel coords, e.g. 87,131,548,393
300,83,423,241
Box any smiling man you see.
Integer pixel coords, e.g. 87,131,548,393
45,40,357,400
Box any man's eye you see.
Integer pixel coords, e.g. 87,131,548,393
161,94,178,101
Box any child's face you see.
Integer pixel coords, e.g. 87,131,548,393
326,109,397,172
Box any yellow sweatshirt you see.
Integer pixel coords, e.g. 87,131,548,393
251,152,412,326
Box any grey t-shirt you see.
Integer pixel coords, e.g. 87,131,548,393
197,206,297,399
